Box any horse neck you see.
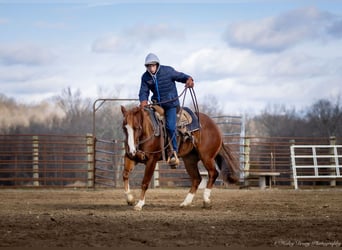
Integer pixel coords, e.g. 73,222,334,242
141,110,154,138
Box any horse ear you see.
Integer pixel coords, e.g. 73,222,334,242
121,105,127,116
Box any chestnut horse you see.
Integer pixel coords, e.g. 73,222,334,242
120,105,240,210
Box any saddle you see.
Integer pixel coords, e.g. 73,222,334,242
145,105,200,160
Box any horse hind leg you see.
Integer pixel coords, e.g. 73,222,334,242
201,158,219,209
180,154,201,207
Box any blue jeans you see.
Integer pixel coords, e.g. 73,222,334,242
164,107,178,153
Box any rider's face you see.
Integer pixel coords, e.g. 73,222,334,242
146,64,157,74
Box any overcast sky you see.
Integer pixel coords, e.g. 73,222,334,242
0,0,342,114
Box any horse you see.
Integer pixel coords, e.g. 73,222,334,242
120,105,240,210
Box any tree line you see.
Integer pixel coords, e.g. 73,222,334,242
1,88,341,138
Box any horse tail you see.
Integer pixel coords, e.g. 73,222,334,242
215,142,240,184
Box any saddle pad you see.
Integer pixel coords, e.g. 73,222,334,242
178,107,200,132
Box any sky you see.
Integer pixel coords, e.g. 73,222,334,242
0,0,342,115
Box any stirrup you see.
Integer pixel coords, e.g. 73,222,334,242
167,152,179,169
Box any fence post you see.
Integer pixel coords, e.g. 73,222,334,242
243,138,250,186
289,139,296,189
32,135,39,187
329,136,336,187
113,139,124,188
86,133,95,188
153,162,160,188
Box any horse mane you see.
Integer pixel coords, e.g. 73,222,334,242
131,106,154,138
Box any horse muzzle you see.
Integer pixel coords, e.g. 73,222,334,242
126,150,146,161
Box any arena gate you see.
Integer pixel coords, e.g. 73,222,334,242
93,137,198,188
291,143,342,189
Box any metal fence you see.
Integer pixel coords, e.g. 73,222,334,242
1,134,341,189
0,134,93,188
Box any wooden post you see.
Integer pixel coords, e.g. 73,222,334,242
113,139,124,188
153,162,160,188
329,136,336,187
289,139,296,188
86,133,94,188
32,136,39,187
243,138,250,186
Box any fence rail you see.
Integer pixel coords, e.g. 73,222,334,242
0,134,341,189
0,134,93,188
291,145,342,189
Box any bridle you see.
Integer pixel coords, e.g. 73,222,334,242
123,108,164,160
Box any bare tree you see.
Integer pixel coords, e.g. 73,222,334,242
252,104,303,137
195,94,223,117
306,97,342,137
54,87,92,134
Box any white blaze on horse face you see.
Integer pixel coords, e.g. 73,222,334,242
125,124,136,155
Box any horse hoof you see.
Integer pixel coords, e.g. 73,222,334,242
133,205,142,211
202,201,212,209
180,202,192,208
127,200,135,206
126,193,135,206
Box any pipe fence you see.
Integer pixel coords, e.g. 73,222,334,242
1,134,341,189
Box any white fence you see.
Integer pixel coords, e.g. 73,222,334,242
290,145,342,189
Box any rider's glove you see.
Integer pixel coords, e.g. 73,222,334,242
185,77,194,88
140,100,148,108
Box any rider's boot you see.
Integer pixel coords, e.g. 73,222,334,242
167,151,179,169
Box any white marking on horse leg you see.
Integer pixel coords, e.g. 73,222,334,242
134,199,145,211
125,124,136,155
180,192,195,207
124,188,134,205
203,188,212,203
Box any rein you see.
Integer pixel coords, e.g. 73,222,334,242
137,87,200,156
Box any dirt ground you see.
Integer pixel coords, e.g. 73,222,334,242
0,188,342,247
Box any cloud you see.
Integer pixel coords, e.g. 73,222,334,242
92,34,132,53
223,6,341,52
179,36,342,113
92,23,185,53
0,43,55,66
0,66,41,82
183,45,342,82
327,19,342,38
124,23,185,42
181,47,255,81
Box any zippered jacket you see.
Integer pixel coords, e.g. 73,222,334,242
139,65,190,109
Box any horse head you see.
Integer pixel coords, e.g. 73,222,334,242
121,106,144,159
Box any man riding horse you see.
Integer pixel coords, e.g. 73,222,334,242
139,53,194,167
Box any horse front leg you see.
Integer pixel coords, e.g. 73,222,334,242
134,158,158,211
123,156,136,206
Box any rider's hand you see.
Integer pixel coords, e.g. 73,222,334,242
185,77,194,88
140,100,148,108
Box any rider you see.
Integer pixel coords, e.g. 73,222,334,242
139,53,194,167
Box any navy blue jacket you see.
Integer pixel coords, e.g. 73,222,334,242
139,65,190,109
